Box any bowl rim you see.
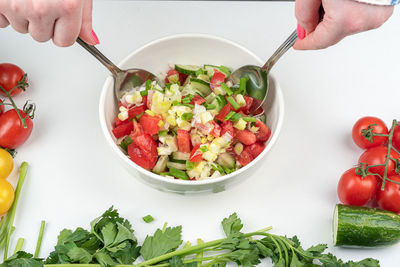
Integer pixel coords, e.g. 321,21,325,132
99,33,285,186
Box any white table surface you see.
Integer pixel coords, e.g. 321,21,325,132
1,1,400,266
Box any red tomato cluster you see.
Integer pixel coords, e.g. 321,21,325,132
0,63,34,150
337,116,400,213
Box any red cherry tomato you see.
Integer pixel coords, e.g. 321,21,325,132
189,144,203,162
215,103,233,122
393,125,400,151
190,94,206,105
254,120,271,142
377,175,400,213
165,69,188,84
358,146,399,177
220,120,235,137
244,142,266,159
352,116,388,149
235,129,256,146
112,121,133,139
128,105,146,120
337,168,378,206
128,134,157,169
177,129,191,153
0,109,33,149
0,63,27,96
210,69,226,90
139,114,161,136
237,96,254,115
237,150,253,166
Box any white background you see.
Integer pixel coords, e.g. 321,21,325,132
1,1,400,266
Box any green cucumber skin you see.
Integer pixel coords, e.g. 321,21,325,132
335,204,400,247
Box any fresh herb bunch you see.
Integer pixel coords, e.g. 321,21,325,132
0,208,379,267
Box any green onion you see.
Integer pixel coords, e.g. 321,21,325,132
172,101,194,109
158,130,168,137
200,146,208,153
136,112,144,120
204,104,216,110
145,79,152,90
229,113,243,122
216,95,227,111
227,96,240,110
119,136,133,152
140,90,148,96
225,111,236,121
142,215,154,223
171,129,177,136
239,77,248,94
181,113,193,121
219,66,231,76
222,165,235,174
211,163,225,174
169,167,189,180
221,83,233,96
182,94,194,104
242,117,257,122
186,161,195,171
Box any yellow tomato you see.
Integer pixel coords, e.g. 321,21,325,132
0,148,13,179
0,179,14,214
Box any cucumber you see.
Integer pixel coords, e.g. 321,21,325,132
152,156,168,173
167,161,186,170
334,204,400,247
175,64,201,76
217,153,235,169
205,92,217,104
204,64,231,77
172,152,190,161
190,78,212,97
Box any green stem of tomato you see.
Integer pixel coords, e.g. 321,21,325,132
380,120,397,190
0,85,27,128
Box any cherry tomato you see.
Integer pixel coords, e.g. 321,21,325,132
0,63,27,97
254,120,271,142
393,124,400,151
0,179,14,214
377,175,400,213
210,121,221,138
244,142,266,159
237,150,253,166
358,146,399,177
215,103,233,122
128,105,146,120
112,121,133,139
139,114,161,136
237,96,254,115
220,120,235,137
0,109,33,149
0,148,13,179
0,100,4,115
235,129,256,145
352,116,388,149
177,129,191,153
210,69,226,90
128,134,157,169
189,144,203,162
190,95,206,105
165,69,188,85
337,168,378,206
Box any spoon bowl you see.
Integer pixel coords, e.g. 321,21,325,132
228,30,297,114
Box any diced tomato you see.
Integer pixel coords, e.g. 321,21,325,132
112,121,133,139
128,105,146,120
139,114,161,135
237,150,253,166
235,129,256,145
255,120,271,142
142,95,148,108
128,133,158,169
210,69,226,90
189,144,203,162
252,106,264,116
165,69,188,84
114,116,124,127
210,121,221,138
177,129,191,153
147,90,154,108
119,101,128,108
220,120,235,137
190,94,206,105
215,103,233,122
244,142,266,159
238,96,254,115
130,120,143,139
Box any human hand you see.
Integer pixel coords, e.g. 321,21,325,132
294,0,394,50
0,0,98,47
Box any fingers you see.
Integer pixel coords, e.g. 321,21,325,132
295,0,321,33
78,0,97,45
52,0,83,47
27,2,56,42
0,14,9,28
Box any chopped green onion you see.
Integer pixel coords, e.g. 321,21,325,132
136,112,144,120
181,113,193,121
182,94,194,104
186,161,195,171
145,80,152,90
229,113,243,122
239,77,248,94
219,66,231,76
142,215,154,223
242,117,257,122
158,130,168,136
169,167,189,180
222,165,235,174
172,100,181,106
183,103,194,109
227,96,240,110
204,104,216,110
200,146,208,153
211,163,225,174
171,129,177,136
119,136,133,152
221,82,233,96
140,90,148,96
225,111,236,121
216,95,227,111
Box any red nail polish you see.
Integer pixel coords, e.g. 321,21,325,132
297,24,306,40
91,30,100,45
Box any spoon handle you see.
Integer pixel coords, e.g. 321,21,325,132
76,38,122,76
262,30,298,72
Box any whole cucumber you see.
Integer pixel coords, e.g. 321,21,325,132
334,204,400,247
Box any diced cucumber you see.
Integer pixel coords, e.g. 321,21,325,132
152,156,169,173
190,78,212,97
217,153,236,169
167,161,186,170
204,64,231,77
172,152,190,161
175,64,201,76
334,204,400,247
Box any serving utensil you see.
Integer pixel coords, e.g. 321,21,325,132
228,30,298,114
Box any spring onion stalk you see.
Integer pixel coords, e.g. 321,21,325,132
34,220,46,258
204,104,216,110
227,96,240,110
181,113,193,121
3,226,15,260
239,77,248,94
169,167,189,180
243,117,257,122
224,111,236,121
220,83,233,96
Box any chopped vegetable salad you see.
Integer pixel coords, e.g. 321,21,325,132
112,64,271,180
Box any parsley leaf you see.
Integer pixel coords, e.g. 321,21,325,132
140,226,183,260
0,251,43,267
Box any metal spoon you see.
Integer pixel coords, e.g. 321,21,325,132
76,38,161,104
228,30,298,114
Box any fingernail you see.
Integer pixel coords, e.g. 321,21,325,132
91,30,100,45
297,24,306,40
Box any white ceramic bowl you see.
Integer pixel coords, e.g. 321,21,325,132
99,34,284,194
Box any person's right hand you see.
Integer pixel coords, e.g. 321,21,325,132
0,0,98,47
294,0,394,50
